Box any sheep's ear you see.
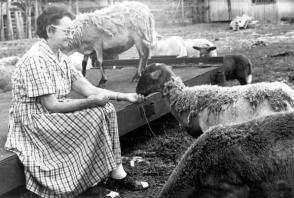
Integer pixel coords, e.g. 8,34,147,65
150,69,162,80
208,46,217,51
193,46,201,51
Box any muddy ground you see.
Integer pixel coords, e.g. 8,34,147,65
2,22,294,198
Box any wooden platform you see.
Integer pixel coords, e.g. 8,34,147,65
0,57,224,195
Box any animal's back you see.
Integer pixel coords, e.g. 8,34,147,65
179,82,294,132
159,111,294,198
151,36,187,57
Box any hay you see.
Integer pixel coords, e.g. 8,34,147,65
163,76,294,117
70,1,155,48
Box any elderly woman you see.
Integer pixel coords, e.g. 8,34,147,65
5,5,148,198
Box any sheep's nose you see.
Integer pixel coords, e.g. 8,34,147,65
67,33,73,40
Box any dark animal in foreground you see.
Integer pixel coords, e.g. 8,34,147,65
158,111,294,198
136,63,294,138
223,54,253,85
66,1,156,86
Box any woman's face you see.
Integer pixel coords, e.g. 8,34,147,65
47,16,73,49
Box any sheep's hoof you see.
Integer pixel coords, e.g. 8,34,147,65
97,78,107,87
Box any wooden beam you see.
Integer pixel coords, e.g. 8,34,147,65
101,56,224,68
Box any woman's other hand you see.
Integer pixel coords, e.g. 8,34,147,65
88,94,109,106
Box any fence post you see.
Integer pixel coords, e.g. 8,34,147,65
15,11,23,39
75,0,79,15
6,0,14,40
34,0,38,35
0,1,3,40
25,0,32,38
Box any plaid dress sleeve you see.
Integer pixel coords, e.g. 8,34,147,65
65,58,83,83
24,56,56,97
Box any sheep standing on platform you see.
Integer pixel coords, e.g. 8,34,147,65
150,36,187,58
223,54,253,85
158,111,294,198
185,38,217,57
64,1,156,86
136,63,294,138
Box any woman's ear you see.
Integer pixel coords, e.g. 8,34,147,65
46,25,54,38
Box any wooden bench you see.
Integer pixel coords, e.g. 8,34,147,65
0,57,224,195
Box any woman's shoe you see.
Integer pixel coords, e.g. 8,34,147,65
104,175,149,191
88,184,120,198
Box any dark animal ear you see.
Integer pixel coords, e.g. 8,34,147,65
208,46,217,51
150,69,162,80
193,46,201,51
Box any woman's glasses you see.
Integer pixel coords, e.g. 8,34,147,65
50,25,72,35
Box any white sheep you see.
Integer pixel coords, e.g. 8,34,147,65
159,111,294,198
65,1,156,86
136,63,294,138
185,38,217,57
150,36,187,58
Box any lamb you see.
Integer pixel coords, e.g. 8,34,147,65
158,111,294,198
223,54,253,85
185,38,217,57
64,1,156,86
136,63,294,138
150,36,187,58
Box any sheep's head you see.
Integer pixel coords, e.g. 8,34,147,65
136,63,174,96
193,46,217,57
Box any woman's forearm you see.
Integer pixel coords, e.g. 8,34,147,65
72,77,127,101
40,94,107,113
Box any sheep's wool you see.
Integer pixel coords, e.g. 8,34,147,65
164,76,294,120
69,1,154,48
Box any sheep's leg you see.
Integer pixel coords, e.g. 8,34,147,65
133,39,150,82
82,54,89,76
94,47,107,86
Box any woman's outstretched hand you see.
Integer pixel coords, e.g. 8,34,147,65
124,93,145,103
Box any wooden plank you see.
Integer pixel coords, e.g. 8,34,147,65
0,58,223,195
102,56,224,67
0,141,24,195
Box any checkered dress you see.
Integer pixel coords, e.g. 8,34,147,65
5,39,122,198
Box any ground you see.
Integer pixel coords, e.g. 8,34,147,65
2,22,294,198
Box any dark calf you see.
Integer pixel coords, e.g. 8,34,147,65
223,54,253,85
